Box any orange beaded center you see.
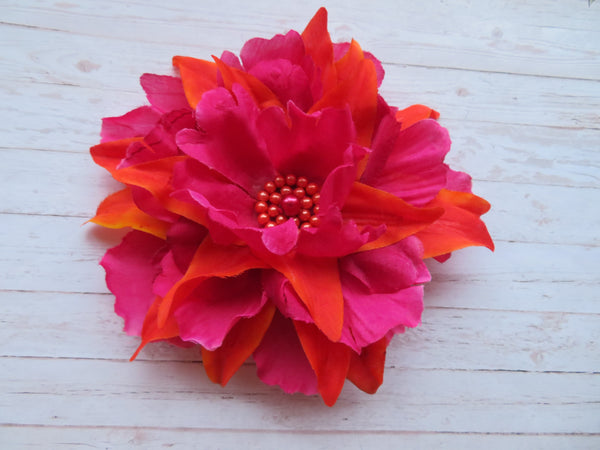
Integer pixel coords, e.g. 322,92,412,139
255,175,321,229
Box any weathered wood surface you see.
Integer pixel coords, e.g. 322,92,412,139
1,0,599,448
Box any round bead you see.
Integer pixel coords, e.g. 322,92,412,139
299,209,311,222
264,181,277,193
254,201,268,213
313,204,320,215
294,187,305,198
300,222,312,229
276,215,287,225
309,215,321,227
281,195,301,217
293,217,301,227
312,193,320,204
257,190,270,202
266,222,276,228
300,197,313,209
280,186,293,197
270,192,282,205
257,213,270,225
306,183,318,196
285,174,297,186
268,205,280,217
274,175,286,188
296,177,308,188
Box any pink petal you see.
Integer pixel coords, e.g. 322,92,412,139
100,231,166,335
340,236,430,293
101,106,162,143
446,167,473,193
176,86,276,193
174,271,266,350
249,59,312,110
241,30,306,70
152,250,184,297
340,281,424,352
362,118,450,206
258,103,356,184
140,73,190,112
253,312,318,395
261,218,299,255
165,218,208,273
219,50,243,70
262,271,312,323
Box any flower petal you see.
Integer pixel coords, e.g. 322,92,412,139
202,302,276,386
362,119,451,206
212,56,282,109
253,312,318,395
258,103,356,183
90,187,170,239
269,254,344,342
130,295,180,360
90,138,143,176
262,270,313,323
301,7,335,93
172,56,218,108
140,73,190,113
101,106,162,143
156,237,269,328
295,321,351,406
241,30,306,70
176,86,277,193
395,104,440,130
341,237,430,294
261,218,299,255
309,40,378,147
342,182,444,252
346,337,389,394
416,189,495,258
174,270,267,350
340,280,424,352
101,231,166,335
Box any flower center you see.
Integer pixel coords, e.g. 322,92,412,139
255,175,321,229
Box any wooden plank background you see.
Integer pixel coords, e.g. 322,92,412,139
1,0,599,448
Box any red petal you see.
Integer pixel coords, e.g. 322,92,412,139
346,337,388,394
270,254,343,342
416,189,494,258
301,7,336,93
294,321,351,406
90,187,169,239
202,302,275,386
172,56,218,109
395,104,440,130
342,182,444,251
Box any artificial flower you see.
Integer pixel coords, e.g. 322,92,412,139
91,8,493,406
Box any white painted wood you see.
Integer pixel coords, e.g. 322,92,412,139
1,0,599,447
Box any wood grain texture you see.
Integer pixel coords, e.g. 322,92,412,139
1,0,599,448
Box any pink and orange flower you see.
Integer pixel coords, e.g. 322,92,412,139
90,8,493,406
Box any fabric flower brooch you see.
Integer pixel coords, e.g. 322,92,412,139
90,8,493,406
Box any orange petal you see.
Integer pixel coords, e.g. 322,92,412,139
270,254,344,342
157,237,269,328
309,41,378,147
416,189,494,258
294,321,351,406
90,187,169,239
130,296,180,360
395,104,440,130
342,182,444,252
202,302,275,386
301,7,336,92
212,56,282,110
90,137,143,176
346,337,388,394
172,56,218,109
